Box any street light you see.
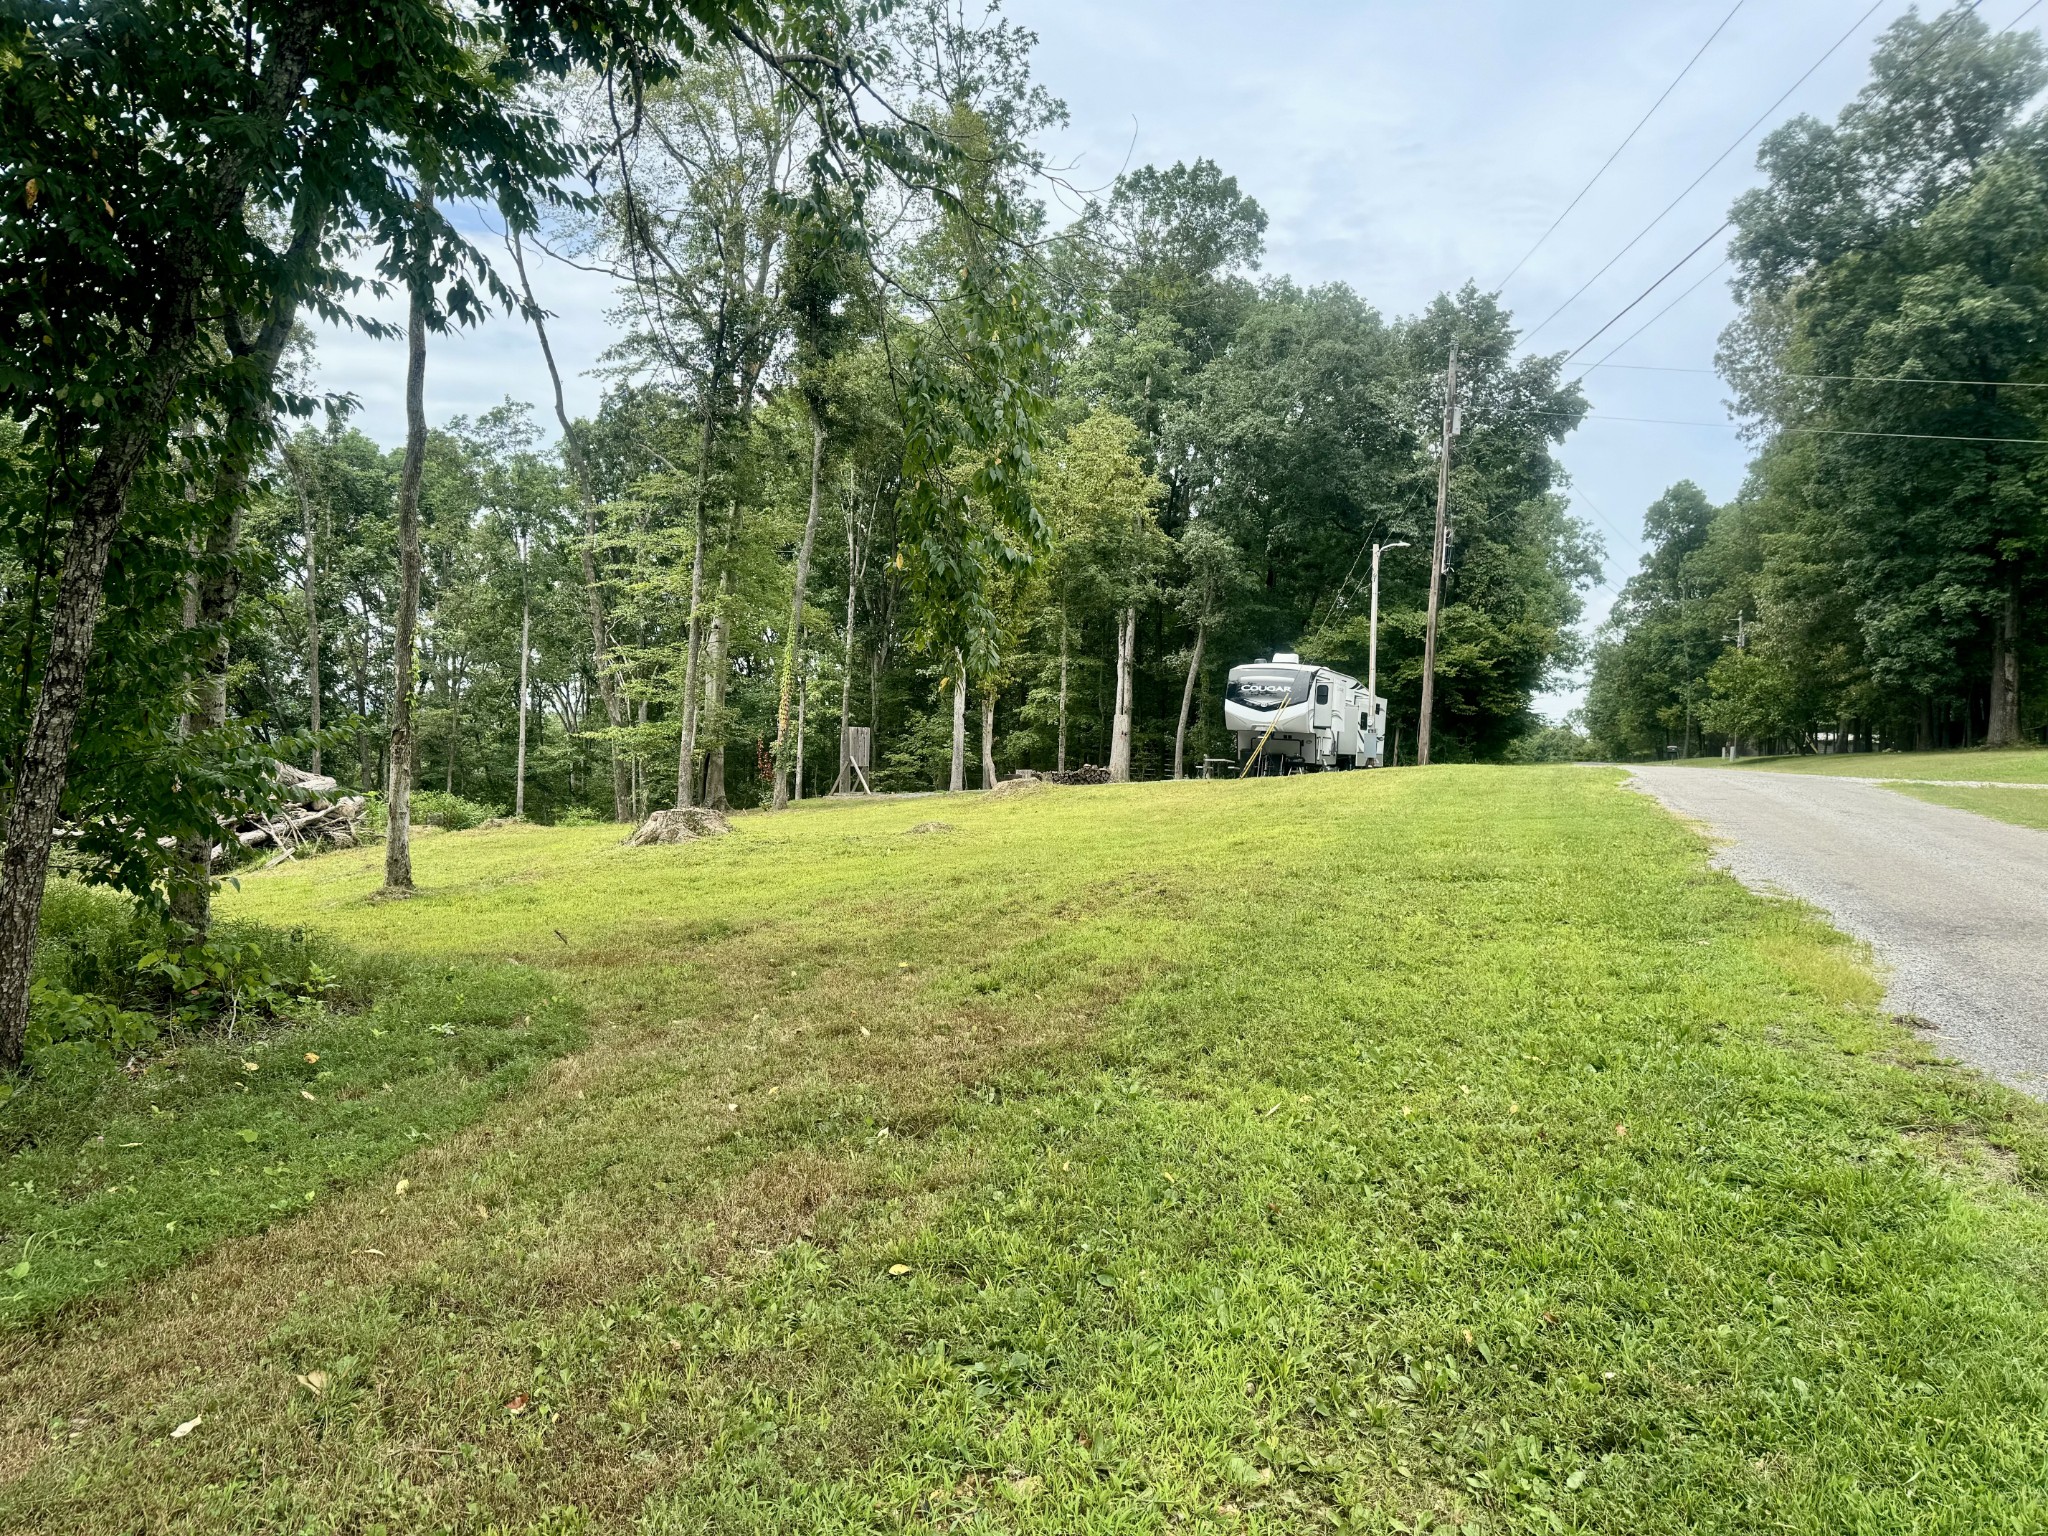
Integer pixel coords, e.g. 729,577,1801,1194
1367,540,1410,698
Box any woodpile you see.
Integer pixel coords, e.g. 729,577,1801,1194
230,764,365,862
1048,764,1111,786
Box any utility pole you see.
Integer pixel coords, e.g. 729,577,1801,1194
1418,341,1458,767
1367,540,1410,697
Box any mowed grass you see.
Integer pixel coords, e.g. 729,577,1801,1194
4,768,2048,1534
0,902,581,1326
1889,782,2048,833
1723,745,2048,783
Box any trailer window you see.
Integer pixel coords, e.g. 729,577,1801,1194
1226,667,1314,708
1314,684,1330,705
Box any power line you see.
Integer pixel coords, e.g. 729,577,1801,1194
1553,409,2048,445
1562,220,1732,361
1574,259,1729,376
1582,361,2048,388
1496,1,1747,292
1524,0,1893,346
1570,487,1642,553
1556,1,1987,359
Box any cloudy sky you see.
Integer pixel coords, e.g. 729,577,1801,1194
311,0,2046,717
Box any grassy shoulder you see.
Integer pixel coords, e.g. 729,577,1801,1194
0,882,582,1327
3,770,2047,1533
1710,745,2048,783
1889,781,2048,832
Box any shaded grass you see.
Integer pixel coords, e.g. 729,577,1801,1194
1890,781,2048,832
1716,746,2048,783
1,770,2046,1533
0,888,582,1327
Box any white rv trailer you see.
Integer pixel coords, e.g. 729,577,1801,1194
1224,653,1388,773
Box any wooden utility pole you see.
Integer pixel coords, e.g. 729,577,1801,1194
1418,342,1458,767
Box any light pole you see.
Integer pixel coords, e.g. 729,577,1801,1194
1367,541,1410,698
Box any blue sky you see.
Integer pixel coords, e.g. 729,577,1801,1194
311,0,2047,717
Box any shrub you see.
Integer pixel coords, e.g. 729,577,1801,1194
22,881,340,1064
358,790,505,835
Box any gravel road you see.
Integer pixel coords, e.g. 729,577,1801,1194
1631,766,2048,1097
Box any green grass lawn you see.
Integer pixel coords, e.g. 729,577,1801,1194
1889,782,2048,832
0,880,582,1327
1717,745,2048,783
4,768,2048,1534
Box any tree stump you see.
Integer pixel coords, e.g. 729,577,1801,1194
622,808,731,846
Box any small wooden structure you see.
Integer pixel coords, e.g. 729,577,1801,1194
844,726,875,794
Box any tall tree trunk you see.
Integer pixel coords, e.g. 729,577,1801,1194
287,446,324,775
0,22,330,1057
674,462,710,810
635,697,649,818
514,594,531,817
949,653,967,792
1987,583,2021,748
835,507,859,794
445,661,460,793
794,673,807,801
509,232,629,820
167,501,246,934
0,399,177,1065
981,691,997,787
169,236,318,933
384,262,429,894
772,415,826,810
1057,617,1069,773
356,601,375,789
1108,606,1136,782
1174,624,1206,780
701,569,732,811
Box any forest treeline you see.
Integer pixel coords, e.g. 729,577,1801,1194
1588,10,2048,760
0,0,1594,1064
208,13,1597,820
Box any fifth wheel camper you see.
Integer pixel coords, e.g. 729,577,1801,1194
1224,653,1388,773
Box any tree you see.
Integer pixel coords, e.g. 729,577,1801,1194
1170,523,1250,778
770,195,862,810
1034,411,1168,781
0,0,877,1065
1720,6,2048,748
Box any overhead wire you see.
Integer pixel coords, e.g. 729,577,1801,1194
1524,0,1893,346
1572,259,1728,378
1495,0,1747,291
1570,487,1642,554
1581,361,2048,388
1557,1,1988,360
1548,410,2048,445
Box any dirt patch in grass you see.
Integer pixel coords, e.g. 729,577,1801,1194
1903,1126,2025,1188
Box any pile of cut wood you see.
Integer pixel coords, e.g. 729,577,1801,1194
229,764,365,863
1048,764,1111,786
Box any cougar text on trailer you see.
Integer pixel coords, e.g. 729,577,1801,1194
1225,653,1388,774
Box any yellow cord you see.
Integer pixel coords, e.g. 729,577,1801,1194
1237,687,1293,779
